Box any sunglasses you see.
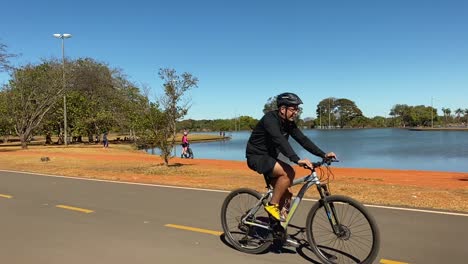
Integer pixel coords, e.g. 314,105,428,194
286,106,299,112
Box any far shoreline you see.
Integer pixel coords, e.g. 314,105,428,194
407,127,468,131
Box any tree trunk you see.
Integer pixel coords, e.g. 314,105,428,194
45,132,52,144
57,133,64,145
19,133,28,149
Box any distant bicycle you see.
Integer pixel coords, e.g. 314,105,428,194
181,143,194,159
220,159,380,264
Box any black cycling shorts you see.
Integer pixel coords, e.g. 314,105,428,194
246,155,277,180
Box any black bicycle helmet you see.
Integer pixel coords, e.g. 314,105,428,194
276,92,303,107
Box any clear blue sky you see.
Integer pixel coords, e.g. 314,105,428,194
1,0,467,120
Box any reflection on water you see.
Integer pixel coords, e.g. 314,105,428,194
146,129,468,172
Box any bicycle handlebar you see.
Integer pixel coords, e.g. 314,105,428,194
302,158,339,170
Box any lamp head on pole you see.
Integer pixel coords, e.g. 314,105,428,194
53,33,73,39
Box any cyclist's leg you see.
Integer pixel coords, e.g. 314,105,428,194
280,189,293,218
246,155,294,220
268,160,295,205
263,160,295,221
181,143,187,156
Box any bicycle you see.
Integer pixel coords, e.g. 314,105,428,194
220,159,380,264
180,143,194,159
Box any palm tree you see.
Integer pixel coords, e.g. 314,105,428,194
465,109,468,127
455,108,463,123
441,107,451,126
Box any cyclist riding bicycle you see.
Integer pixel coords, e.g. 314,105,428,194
246,92,336,221
181,131,189,158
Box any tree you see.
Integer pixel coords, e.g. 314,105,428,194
349,116,370,128
334,98,363,128
5,61,63,148
464,109,468,126
40,58,146,144
116,81,149,142
68,58,116,142
390,104,411,127
263,96,277,114
316,97,338,128
153,68,198,166
370,116,387,128
455,108,463,122
0,42,16,72
0,89,14,142
238,115,258,130
138,100,164,149
441,107,451,126
409,105,433,127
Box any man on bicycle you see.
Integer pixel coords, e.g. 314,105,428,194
246,92,336,221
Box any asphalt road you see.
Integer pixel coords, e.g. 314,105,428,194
1,170,467,264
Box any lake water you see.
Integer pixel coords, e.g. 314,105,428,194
147,129,468,172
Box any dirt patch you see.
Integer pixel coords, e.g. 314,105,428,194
1,144,467,212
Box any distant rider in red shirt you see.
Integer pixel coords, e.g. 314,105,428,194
181,131,189,158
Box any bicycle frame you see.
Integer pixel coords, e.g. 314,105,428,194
242,166,342,235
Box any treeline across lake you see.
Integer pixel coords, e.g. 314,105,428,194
177,102,468,132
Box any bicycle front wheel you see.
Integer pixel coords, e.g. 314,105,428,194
221,188,272,254
306,195,380,264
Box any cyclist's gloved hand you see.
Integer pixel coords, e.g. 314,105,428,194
298,158,313,169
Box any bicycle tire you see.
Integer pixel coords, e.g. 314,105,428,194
221,188,272,254
306,195,380,264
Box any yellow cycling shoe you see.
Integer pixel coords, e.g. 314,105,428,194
264,203,284,221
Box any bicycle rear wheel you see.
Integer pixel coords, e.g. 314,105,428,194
306,195,380,264
221,188,272,254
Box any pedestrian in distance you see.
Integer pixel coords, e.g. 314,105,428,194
103,132,109,148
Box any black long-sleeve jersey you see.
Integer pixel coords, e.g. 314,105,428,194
246,111,326,163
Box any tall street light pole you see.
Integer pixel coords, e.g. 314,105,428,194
319,106,322,129
53,33,72,146
328,98,331,129
431,97,434,128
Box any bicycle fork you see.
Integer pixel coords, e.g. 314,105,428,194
318,184,343,237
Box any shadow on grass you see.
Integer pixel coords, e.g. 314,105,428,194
0,148,20,152
153,162,195,167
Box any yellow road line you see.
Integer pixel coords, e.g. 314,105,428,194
165,224,223,236
381,259,409,264
56,205,94,214
0,194,13,199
